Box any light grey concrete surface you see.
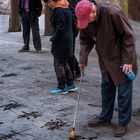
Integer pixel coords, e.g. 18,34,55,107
0,15,140,140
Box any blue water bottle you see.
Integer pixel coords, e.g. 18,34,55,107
120,64,136,80
125,70,135,80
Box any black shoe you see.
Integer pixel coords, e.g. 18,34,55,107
36,48,41,53
18,48,29,53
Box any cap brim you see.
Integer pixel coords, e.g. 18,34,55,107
77,18,89,29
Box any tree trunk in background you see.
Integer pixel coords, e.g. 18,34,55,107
128,0,140,21
119,0,128,16
97,0,119,5
8,0,21,32
44,3,52,36
108,0,119,5
97,0,128,16
96,0,109,2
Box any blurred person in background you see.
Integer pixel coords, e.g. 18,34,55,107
18,0,42,52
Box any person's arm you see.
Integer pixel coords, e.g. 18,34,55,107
110,7,136,72
79,29,95,70
50,9,66,41
111,7,135,64
69,0,80,20
31,0,43,17
38,0,43,11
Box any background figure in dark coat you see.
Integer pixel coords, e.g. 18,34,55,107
67,0,81,79
75,0,138,137
45,0,78,95
18,0,42,52
67,0,96,79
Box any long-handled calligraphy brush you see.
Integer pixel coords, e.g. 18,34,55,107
69,71,84,140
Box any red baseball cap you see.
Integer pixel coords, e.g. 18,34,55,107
75,0,93,29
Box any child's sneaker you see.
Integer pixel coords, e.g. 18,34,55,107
50,87,68,95
67,83,78,92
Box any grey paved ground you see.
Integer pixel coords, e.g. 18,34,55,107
0,15,140,140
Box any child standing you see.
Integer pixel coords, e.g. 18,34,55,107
45,0,78,94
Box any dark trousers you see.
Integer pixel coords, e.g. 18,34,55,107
21,12,41,50
54,57,74,89
67,55,80,78
99,76,132,126
67,24,80,78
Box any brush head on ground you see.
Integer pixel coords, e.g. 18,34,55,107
69,128,75,140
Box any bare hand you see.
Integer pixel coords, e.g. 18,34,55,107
122,64,132,73
79,64,86,73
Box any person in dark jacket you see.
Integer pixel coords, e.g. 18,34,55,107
67,0,95,79
67,0,81,79
75,0,138,137
45,0,78,95
18,0,42,52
